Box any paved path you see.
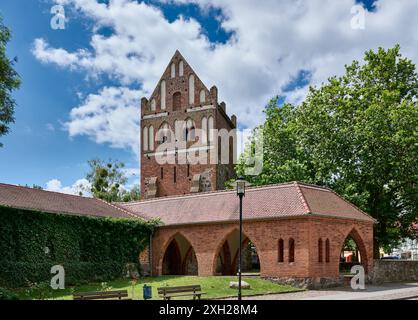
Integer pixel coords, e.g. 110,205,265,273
235,282,418,300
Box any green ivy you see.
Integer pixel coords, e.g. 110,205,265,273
0,287,19,300
0,206,158,288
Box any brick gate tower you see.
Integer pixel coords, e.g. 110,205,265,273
140,50,237,199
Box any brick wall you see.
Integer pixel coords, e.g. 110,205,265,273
140,50,236,198
148,216,374,281
370,260,418,283
307,217,374,277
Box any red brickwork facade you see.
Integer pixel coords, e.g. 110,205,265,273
140,51,236,198
134,53,376,285
149,217,374,282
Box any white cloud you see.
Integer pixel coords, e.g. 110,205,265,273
45,178,91,196
123,167,139,177
33,0,418,146
64,86,143,154
33,38,86,70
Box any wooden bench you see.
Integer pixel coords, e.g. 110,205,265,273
157,285,205,300
73,290,130,300
343,274,355,287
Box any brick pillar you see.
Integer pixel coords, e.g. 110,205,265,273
196,252,216,276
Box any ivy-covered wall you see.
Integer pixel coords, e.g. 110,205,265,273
0,206,157,287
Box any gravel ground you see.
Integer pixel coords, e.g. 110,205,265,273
221,282,418,300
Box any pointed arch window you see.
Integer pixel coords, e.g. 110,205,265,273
201,116,208,145
150,99,156,111
200,89,206,104
289,238,295,263
158,122,170,144
179,60,184,76
171,62,176,78
278,238,284,262
174,120,180,142
208,116,214,143
325,239,330,263
318,238,323,263
173,92,182,111
149,125,154,151
143,126,148,151
188,74,195,105
161,80,166,110
185,118,195,142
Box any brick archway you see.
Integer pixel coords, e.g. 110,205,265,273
230,237,260,274
337,227,370,274
172,91,182,111
162,239,182,275
159,232,198,275
182,246,198,275
212,228,262,276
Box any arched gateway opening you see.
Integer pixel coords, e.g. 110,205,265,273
214,229,260,275
339,228,369,274
162,233,198,275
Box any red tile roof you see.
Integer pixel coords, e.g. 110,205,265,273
117,182,375,226
0,183,140,220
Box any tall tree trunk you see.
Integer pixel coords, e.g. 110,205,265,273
373,232,380,259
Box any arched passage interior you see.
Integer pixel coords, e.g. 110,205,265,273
162,233,198,275
339,228,369,274
214,229,260,275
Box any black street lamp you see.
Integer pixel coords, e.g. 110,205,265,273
236,176,246,301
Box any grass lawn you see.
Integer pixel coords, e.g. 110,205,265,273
14,276,303,300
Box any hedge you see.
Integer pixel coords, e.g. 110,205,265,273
0,287,19,300
0,206,158,288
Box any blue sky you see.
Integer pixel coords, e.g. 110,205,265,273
0,1,139,191
0,0,254,192
1,0,416,194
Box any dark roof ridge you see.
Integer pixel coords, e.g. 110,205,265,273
96,198,144,220
294,181,311,214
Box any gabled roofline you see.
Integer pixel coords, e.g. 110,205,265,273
145,50,211,102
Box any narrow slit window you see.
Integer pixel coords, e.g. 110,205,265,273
289,238,295,263
318,238,323,263
325,239,330,263
278,239,284,262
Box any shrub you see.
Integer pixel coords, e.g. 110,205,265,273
0,206,158,288
0,287,19,300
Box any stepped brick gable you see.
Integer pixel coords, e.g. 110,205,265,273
140,50,236,199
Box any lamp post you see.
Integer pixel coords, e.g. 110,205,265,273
236,176,246,301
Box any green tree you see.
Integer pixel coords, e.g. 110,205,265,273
238,46,418,257
86,159,128,202
120,184,141,202
0,17,21,147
